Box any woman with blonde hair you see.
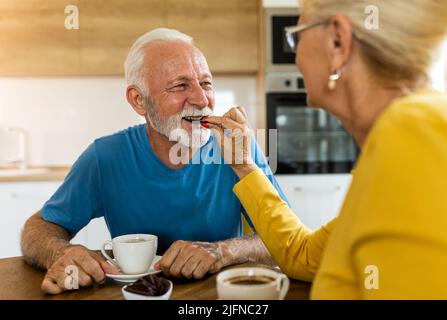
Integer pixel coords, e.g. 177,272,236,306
207,0,447,299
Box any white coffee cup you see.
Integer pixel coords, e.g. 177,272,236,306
216,267,289,300
101,234,157,275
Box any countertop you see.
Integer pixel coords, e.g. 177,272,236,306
0,256,311,300
0,166,70,182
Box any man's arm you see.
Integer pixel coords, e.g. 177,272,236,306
220,233,275,266
21,212,118,294
156,233,274,279
21,212,72,270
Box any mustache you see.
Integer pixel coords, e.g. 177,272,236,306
180,106,214,118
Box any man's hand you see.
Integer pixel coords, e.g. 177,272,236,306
41,245,118,294
155,240,230,279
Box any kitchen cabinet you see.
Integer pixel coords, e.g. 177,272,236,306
77,0,166,75
166,0,258,74
275,174,352,230
0,0,259,76
0,181,110,259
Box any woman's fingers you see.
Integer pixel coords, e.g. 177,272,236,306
234,105,247,117
207,123,225,147
205,106,252,166
223,106,248,124
206,106,248,126
206,116,246,133
205,115,223,125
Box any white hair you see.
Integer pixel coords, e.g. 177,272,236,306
124,28,194,92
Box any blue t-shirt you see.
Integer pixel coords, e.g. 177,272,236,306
41,124,288,253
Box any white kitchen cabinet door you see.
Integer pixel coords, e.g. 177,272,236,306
275,174,352,230
0,181,111,258
0,181,61,258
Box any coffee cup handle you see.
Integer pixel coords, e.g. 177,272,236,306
101,240,119,269
276,274,290,300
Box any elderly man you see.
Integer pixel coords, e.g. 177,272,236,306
21,28,288,294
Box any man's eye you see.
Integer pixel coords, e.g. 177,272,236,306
171,84,187,90
201,82,213,89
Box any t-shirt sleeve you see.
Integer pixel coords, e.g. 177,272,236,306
40,142,104,236
241,140,291,230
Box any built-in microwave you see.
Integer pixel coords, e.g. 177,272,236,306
265,7,299,73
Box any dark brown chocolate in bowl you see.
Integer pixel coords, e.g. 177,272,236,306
124,274,170,296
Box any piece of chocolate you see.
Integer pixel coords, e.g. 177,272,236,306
124,275,170,296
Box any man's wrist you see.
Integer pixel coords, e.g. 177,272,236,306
217,239,249,267
45,240,73,269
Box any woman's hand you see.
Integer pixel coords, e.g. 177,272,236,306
205,106,259,179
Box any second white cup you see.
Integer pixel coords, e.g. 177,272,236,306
216,267,290,300
101,234,157,274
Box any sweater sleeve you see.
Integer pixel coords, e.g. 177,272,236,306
233,169,336,282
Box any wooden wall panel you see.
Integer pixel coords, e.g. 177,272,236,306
166,0,259,74
0,0,258,76
79,0,166,75
0,0,81,75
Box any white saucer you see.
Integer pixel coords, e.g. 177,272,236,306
105,255,162,283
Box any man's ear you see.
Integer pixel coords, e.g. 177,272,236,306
326,15,354,72
126,86,147,116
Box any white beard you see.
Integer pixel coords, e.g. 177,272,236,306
146,98,213,148
169,123,211,149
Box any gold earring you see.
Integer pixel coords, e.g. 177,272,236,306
328,70,342,90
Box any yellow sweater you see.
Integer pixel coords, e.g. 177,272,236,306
234,89,447,299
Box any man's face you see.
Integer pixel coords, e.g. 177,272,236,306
142,40,215,148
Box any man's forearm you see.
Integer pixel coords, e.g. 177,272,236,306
218,233,275,267
21,212,72,270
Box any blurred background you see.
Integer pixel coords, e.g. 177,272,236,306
0,0,445,258
0,0,262,166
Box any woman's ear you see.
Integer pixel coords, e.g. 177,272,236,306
126,86,147,116
327,15,354,72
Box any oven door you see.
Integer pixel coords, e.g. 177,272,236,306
267,93,358,174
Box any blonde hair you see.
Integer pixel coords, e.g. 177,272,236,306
300,0,447,86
